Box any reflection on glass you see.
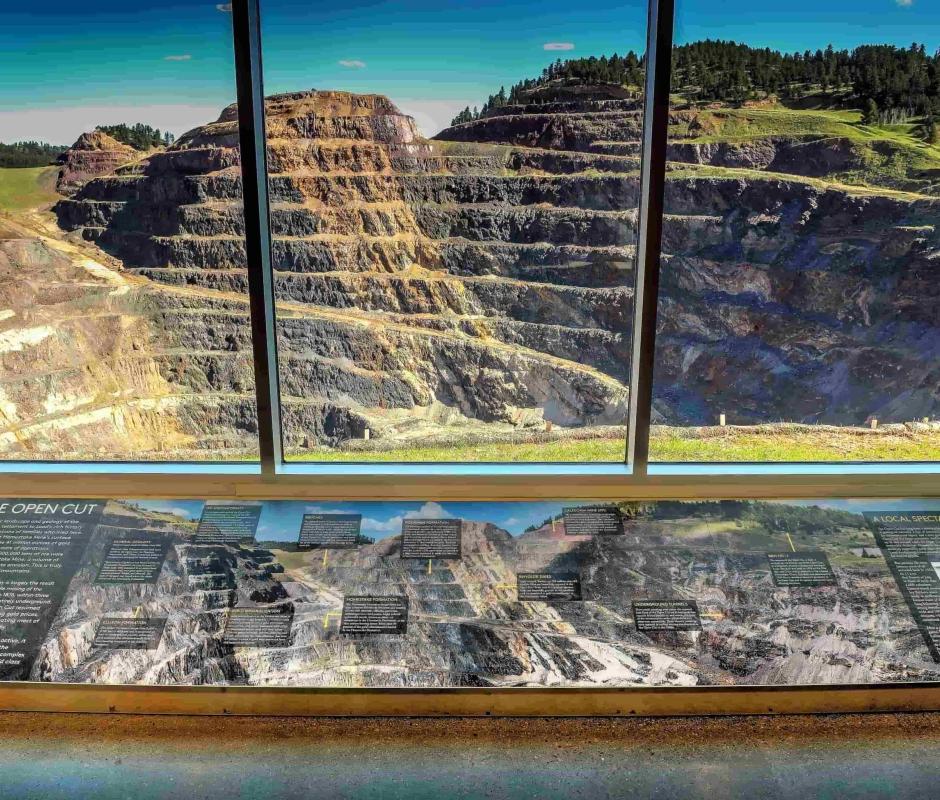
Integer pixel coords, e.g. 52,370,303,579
262,0,647,462
0,3,257,461
650,1,940,462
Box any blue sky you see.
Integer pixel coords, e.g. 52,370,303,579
0,0,935,143
135,498,936,543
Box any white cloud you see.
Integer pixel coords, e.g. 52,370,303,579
165,506,197,520
138,502,197,520
543,42,575,51
361,515,403,536
360,502,455,538
895,0,913,5
215,2,232,10
405,502,454,520
338,59,366,69
164,54,192,61
0,103,223,145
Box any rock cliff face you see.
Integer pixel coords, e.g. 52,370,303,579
0,232,258,459
55,90,631,448
53,87,939,450
438,91,940,425
56,131,139,197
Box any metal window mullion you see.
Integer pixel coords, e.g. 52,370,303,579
626,0,675,475
231,0,283,476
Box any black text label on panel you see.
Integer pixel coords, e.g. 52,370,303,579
298,513,362,549
223,607,294,648
563,505,624,537
767,551,837,587
195,504,262,545
866,512,940,560
517,573,582,601
93,617,167,650
96,537,170,584
340,596,409,635
400,518,462,560
866,510,940,662
633,601,702,632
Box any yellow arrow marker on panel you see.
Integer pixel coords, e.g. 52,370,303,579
322,550,329,568
323,611,341,630
427,559,432,575
786,532,796,552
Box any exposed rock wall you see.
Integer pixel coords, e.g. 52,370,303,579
56,90,632,447
0,229,259,459
53,87,939,449
437,96,940,425
55,131,139,197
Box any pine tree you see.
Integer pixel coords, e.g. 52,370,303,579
924,115,938,144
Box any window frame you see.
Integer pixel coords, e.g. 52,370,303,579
0,0,937,502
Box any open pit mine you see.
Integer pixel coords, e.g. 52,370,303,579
0,84,935,459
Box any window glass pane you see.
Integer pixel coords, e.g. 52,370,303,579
261,0,647,463
650,1,940,462
0,3,258,461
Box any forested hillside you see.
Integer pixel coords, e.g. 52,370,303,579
0,141,66,168
95,123,174,150
452,40,940,126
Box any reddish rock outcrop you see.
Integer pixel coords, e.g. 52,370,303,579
56,131,139,196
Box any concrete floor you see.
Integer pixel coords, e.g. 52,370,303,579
0,712,938,799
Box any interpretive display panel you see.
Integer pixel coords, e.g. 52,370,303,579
340,596,410,636
0,499,936,688
400,519,462,560
195,504,262,544
93,617,167,650
298,514,362,550
866,511,940,661
0,500,105,679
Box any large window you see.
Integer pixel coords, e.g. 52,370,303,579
0,2,258,462
650,0,940,463
260,0,648,463
0,0,937,476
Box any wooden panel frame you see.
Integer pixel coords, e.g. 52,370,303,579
0,683,938,717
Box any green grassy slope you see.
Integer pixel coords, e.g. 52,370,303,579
0,166,59,212
669,106,940,195
289,425,940,463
